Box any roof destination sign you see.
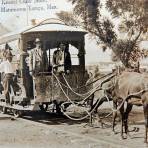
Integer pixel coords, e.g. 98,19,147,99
1,0,51,4
0,0,58,12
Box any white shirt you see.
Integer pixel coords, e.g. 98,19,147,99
0,60,15,74
59,50,65,65
28,47,44,71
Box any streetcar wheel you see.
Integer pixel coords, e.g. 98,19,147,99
39,103,48,112
0,106,7,114
13,110,22,118
56,104,63,115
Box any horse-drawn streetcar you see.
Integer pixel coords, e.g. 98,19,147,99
0,18,91,117
0,18,148,143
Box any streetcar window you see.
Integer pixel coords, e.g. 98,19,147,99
69,44,79,65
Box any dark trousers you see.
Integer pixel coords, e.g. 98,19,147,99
3,74,14,104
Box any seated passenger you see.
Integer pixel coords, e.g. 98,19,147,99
52,43,71,74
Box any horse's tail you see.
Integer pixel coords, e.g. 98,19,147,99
143,94,148,142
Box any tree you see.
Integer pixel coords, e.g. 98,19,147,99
67,0,148,68
56,11,80,26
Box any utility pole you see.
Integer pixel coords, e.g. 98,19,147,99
26,3,29,26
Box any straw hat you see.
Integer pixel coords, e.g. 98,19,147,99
3,50,14,58
35,38,41,43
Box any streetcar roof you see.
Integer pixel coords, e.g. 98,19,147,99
0,18,87,45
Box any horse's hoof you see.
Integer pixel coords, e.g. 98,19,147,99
124,135,127,139
89,124,94,127
133,127,139,132
121,134,127,140
83,123,93,128
113,131,118,135
100,123,104,129
127,133,131,138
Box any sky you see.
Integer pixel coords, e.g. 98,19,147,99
0,0,73,25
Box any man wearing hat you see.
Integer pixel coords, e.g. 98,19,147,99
52,43,71,73
28,38,48,76
52,43,65,73
0,50,15,104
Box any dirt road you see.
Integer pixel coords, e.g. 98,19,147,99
0,105,147,148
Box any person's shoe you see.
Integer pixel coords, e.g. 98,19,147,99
10,101,13,106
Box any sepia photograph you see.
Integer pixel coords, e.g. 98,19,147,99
0,0,148,147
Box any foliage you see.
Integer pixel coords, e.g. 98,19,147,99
56,11,80,26
67,0,148,68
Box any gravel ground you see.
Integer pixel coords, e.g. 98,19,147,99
0,103,147,148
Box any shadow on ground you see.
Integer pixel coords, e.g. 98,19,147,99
22,111,89,125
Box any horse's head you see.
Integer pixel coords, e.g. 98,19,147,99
100,71,119,96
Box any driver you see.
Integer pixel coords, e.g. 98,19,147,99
28,38,48,76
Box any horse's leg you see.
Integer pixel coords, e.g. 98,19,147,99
112,100,117,133
95,98,106,128
143,104,148,143
124,103,133,138
119,103,125,139
90,100,103,127
89,94,94,126
89,96,105,127
91,97,104,114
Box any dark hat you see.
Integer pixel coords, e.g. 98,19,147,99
5,43,12,50
57,42,66,48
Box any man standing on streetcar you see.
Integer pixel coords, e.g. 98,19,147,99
28,38,48,76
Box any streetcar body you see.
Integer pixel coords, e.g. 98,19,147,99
0,19,89,114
